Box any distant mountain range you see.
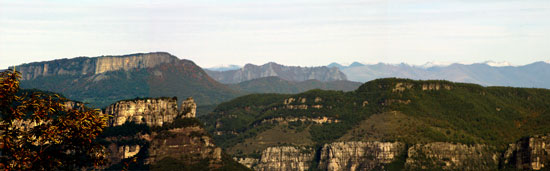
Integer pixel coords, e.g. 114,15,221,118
13,52,550,109
12,53,359,110
204,62,347,84
330,61,550,88
205,60,550,89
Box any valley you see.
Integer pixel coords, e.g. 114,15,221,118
5,53,550,170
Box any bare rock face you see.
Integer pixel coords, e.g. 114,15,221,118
63,101,85,110
105,97,198,127
102,97,231,169
15,52,178,80
405,142,498,170
318,141,405,171
235,157,259,169
503,135,550,170
105,97,179,127
180,97,197,118
94,53,178,74
249,146,315,171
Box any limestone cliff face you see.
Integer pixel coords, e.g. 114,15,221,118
105,97,197,127
180,97,197,118
318,141,405,171
102,97,231,169
405,142,498,170
94,53,178,74
15,58,97,80
205,62,347,84
253,146,315,171
503,134,550,170
15,52,177,80
105,97,179,127
234,140,550,171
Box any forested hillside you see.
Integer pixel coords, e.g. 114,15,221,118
201,78,550,157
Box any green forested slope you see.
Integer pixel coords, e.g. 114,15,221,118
230,76,361,94
201,78,550,156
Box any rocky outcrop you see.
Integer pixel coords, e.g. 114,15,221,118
147,127,223,166
234,140,550,171
318,141,405,171
101,97,240,169
180,97,197,118
105,97,197,127
105,97,179,127
205,62,347,84
280,97,327,110
15,52,178,80
235,157,259,169
260,117,339,125
405,142,498,170
253,146,315,171
503,135,550,170
421,83,452,91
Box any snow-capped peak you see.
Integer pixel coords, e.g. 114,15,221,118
417,61,452,68
483,60,512,67
206,64,242,71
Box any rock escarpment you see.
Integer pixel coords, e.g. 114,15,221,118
236,146,315,171
15,52,239,109
205,62,347,84
235,141,509,171
318,141,405,171
94,53,178,74
101,97,242,170
15,52,178,80
405,142,498,170
255,146,314,171
180,97,197,118
503,134,550,170
105,97,196,127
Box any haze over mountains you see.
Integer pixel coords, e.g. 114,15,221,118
10,52,550,111
11,52,360,109
205,62,347,84
212,60,550,89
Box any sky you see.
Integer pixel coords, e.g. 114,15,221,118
0,0,549,69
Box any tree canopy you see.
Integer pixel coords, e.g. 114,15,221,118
0,69,109,170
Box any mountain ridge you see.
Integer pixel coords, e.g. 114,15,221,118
15,52,241,108
205,62,347,84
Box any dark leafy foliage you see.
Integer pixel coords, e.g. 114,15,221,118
0,69,109,170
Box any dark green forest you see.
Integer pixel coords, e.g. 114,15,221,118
201,78,550,153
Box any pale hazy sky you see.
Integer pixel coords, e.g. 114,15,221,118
1,0,549,69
